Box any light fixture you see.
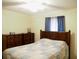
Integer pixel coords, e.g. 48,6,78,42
18,3,46,12
16,0,51,12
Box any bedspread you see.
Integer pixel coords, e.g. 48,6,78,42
3,38,69,59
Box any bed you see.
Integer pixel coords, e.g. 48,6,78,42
3,30,71,59
40,30,71,59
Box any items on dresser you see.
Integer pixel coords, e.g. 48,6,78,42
2,33,34,51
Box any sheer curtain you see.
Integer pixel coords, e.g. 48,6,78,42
50,17,58,31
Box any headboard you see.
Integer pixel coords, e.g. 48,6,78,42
40,30,71,59
40,30,71,47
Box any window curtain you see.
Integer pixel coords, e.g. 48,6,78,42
57,16,65,32
50,17,58,31
45,16,65,32
45,17,51,31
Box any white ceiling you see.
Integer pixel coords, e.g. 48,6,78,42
3,0,77,14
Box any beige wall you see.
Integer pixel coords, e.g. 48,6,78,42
2,9,33,34
31,9,77,59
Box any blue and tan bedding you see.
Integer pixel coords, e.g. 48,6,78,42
3,38,68,59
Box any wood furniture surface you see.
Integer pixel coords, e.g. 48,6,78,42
2,33,34,51
23,33,34,44
40,30,71,59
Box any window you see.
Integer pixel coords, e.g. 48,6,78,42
45,16,65,32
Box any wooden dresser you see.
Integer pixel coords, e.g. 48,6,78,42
2,33,34,51
23,33,34,44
